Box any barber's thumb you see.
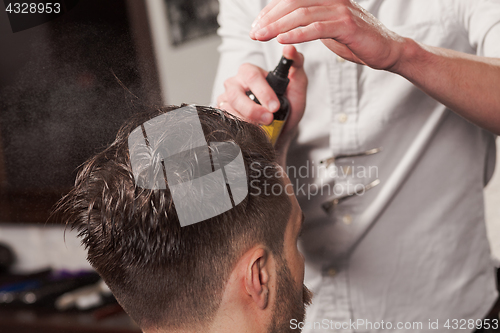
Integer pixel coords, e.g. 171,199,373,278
282,45,304,68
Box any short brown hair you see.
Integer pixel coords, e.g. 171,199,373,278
54,105,291,330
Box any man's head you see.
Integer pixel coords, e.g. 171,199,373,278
55,105,311,332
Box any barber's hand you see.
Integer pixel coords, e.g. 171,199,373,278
249,0,406,72
217,45,307,150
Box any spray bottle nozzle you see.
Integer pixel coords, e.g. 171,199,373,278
271,56,293,78
266,56,293,96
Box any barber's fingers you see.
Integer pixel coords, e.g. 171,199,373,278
237,63,280,114
250,0,281,32
253,6,337,41
250,1,403,71
216,90,254,122
276,20,356,45
218,82,271,125
283,45,305,73
256,14,357,46
217,48,307,131
218,63,279,124
250,0,329,39
216,99,238,115
216,99,264,127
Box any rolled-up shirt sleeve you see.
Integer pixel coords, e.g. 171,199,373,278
211,0,267,106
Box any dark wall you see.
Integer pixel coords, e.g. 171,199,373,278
0,0,153,222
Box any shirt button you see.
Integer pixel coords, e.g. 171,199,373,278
342,214,353,225
328,268,337,277
337,55,346,63
338,113,348,123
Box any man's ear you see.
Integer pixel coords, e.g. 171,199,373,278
245,247,270,309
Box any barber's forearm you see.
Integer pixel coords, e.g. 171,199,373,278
393,38,500,134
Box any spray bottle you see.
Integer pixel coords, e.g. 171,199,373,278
246,56,293,146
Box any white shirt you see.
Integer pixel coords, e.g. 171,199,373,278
212,1,500,332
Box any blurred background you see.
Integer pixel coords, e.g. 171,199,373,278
0,0,498,332
0,0,221,331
